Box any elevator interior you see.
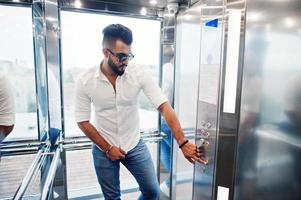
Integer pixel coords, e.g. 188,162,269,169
0,0,301,200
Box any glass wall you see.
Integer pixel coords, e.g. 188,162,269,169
0,5,37,141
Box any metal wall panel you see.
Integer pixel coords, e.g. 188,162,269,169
234,0,301,199
214,1,246,200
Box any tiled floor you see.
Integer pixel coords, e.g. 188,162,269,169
0,154,40,199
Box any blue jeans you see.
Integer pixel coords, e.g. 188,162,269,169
92,139,160,200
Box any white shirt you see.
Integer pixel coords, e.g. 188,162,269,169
0,75,15,126
75,64,167,152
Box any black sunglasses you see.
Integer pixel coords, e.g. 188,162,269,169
106,48,134,63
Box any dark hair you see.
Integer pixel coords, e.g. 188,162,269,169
102,24,133,47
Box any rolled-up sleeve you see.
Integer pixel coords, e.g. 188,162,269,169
138,67,168,109
74,79,91,122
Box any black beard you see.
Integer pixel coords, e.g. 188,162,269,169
108,57,125,76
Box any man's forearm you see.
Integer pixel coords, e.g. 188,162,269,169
158,102,186,145
77,121,111,151
159,102,204,164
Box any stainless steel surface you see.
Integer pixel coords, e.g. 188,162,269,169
13,149,42,200
41,147,61,200
32,0,50,141
189,0,225,199
0,0,31,5
45,0,63,132
213,0,246,199
44,1,68,198
234,0,301,199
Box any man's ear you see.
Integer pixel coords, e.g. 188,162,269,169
103,48,109,58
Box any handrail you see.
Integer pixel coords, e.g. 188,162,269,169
40,147,61,200
13,149,43,200
0,140,41,148
2,128,198,155
63,130,166,151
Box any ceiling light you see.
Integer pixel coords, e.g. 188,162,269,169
247,12,262,22
284,17,296,28
141,7,147,15
74,0,82,8
150,0,157,5
184,14,192,20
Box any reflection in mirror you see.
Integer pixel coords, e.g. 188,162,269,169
0,5,38,199
235,0,301,198
0,75,15,142
0,5,37,142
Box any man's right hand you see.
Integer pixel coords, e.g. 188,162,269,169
107,146,126,161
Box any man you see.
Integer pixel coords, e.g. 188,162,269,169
0,74,15,142
75,24,204,200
